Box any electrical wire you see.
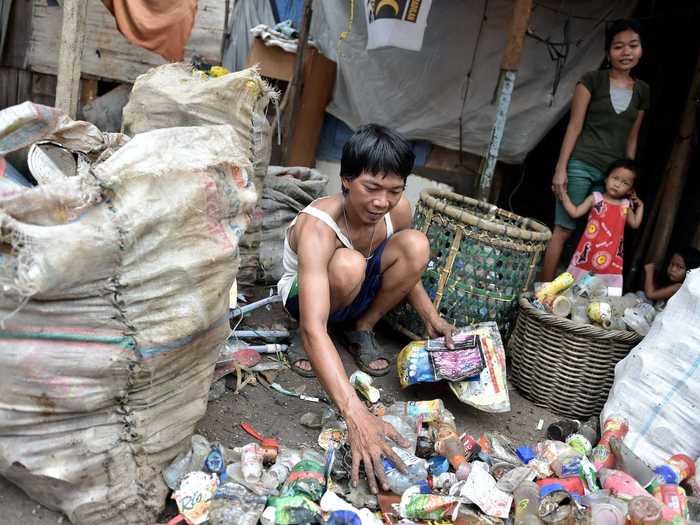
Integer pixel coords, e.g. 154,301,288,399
457,0,489,166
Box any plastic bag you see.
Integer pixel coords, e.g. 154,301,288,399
603,269,700,466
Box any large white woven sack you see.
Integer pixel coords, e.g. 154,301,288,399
603,269,700,465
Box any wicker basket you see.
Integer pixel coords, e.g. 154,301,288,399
508,295,643,419
389,189,551,339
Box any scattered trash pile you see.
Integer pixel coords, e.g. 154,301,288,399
533,271,658,335
0,69,273,524
161,400,700,525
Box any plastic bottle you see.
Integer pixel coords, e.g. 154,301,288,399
434,415,470,480
628,496,663,525
163,434,211,490
382,448,429,495
261,448,302,491
572,271,607,299
382,414,418,454
513,480,542,525
653,484,689,524
240,443,264,482
591,415,629,471
598,468,650,499
654,454,696,485
209,481,268,525
571,297,590,324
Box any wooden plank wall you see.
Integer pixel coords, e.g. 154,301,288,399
0,67,56,110
28,0,228,83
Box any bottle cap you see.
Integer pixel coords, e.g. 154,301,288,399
516,446,536,464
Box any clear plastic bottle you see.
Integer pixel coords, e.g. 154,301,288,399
162,434,211,490
382,447,428,495
383,414,418,453
261,448,302,491
513,480,542,525
240,443,264,483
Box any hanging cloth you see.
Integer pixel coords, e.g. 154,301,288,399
102,0,197,62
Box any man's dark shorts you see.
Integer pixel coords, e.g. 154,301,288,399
284,238,389,324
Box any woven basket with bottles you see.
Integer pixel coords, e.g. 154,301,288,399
388,189,551,339
508,295,643,418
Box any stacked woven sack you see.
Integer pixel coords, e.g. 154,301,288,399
0,65,275,525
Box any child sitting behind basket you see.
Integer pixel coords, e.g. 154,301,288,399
643,247,700,302
556,159,644,295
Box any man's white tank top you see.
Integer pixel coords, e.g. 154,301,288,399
276,204,394,302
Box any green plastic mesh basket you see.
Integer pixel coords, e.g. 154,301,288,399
389,189,551,340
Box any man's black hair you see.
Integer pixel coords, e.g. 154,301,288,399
605,19,642,52
340,124,415,191
604,158,639,180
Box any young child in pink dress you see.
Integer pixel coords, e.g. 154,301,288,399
556,159,645,294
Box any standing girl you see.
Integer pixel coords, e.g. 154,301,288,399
541,19,650,281
557,159,644,292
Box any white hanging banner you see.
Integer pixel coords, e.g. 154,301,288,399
364,0,433,51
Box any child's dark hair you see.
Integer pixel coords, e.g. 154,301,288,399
676,247,700,271
605,19,642,52
605,158,639,180
340,124,414,193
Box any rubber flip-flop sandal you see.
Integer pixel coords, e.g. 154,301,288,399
341,330,390,377
287,330,316,378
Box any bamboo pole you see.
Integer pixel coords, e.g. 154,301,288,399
477,0,533,201
646,48,700,265
55,0,88,118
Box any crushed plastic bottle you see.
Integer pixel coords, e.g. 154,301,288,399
209,481,268,525
383,447,429,495
598,468,650,499
163,434,211,490
382,414,418,454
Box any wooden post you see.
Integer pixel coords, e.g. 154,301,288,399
55,0,88,118
477,0,533,202
281,0,313,166
646,49,700,265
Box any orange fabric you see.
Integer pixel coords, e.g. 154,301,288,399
102,0,197,62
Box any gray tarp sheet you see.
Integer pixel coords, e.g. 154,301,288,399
311,0,635,162
224,0,636,163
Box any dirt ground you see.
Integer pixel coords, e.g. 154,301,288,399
2,300,562,525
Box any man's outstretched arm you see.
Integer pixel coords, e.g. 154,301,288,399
296,220,408,493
